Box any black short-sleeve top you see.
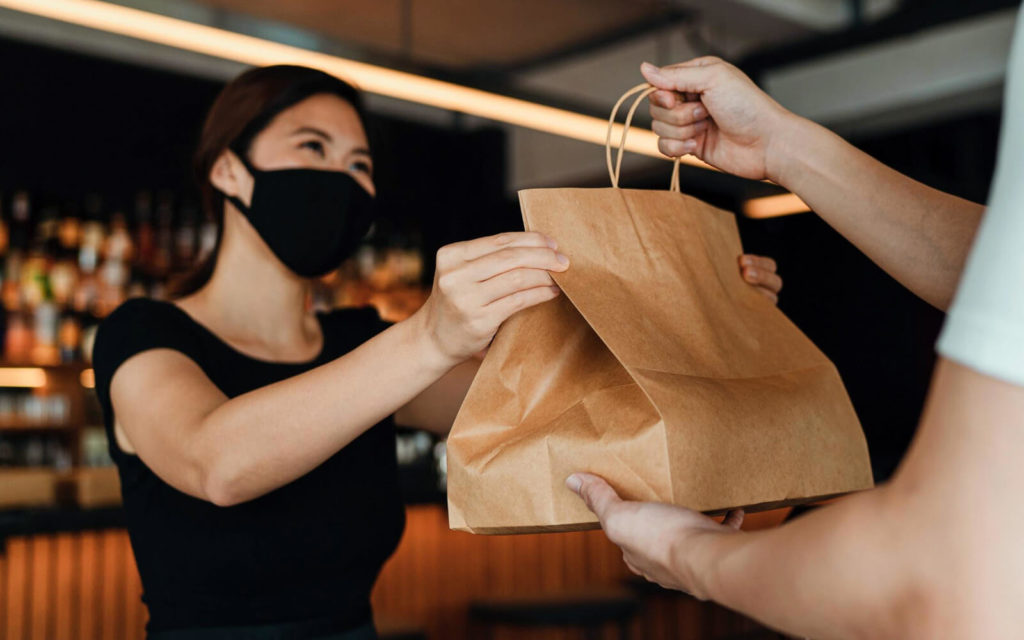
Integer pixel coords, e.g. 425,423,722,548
91,298,406,634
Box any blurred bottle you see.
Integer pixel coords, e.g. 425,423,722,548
196,209,218,262
8,191,33,253
133,190,156,274
153,191,174,277
58,311,81,363
0,193,9,257
175,202,198,270
3,309,31,363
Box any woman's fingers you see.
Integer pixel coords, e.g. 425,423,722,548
741,254,777,273
743,267,783,294
466,246,569,283
438,231,556,267
483,284,561,324
476,268,558,306
740,255,783,296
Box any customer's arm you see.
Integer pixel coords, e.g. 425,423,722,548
571,358,1024,639
641,59,984,310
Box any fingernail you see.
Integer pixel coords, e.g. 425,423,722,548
741,256,753,266
551,285,561,295
746,268,758,278
557,253,570,266
694,120,709,131
641,61,659,74
566,474,582,493
693,106,706,119
546,236,558,250
683,139,697,149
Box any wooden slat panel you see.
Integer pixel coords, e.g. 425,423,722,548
4,537,29,640
53,534,76,640
0,507,769,640
27,535,53,640
99,530,123,640
76,532,99,640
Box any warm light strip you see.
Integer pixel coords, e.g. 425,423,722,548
744,193,812,219
0,368,48,388
0,0,707,167
80,368,96,389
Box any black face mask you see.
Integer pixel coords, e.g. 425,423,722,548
221,149,375,278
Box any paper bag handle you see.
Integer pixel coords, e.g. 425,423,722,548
605,83,681,193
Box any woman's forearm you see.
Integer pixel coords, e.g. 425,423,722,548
771,116,985,311
198,310,454,505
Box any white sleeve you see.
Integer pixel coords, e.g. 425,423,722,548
937,9,1024,387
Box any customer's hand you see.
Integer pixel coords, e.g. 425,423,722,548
566,472,743,597
641,59,797,183
739,254,782,304
416,232,568,367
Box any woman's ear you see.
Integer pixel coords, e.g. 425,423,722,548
209,149,253,206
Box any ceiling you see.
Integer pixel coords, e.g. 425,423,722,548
185,0,903,72
190,0,677,69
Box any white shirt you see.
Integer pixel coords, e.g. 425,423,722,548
937,8,1024,386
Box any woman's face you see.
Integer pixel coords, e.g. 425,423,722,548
216,92,375,203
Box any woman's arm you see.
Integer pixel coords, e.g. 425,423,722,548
111,231,568,506
394,357,480,434
642,60,984,311
394,253,785,435
570,358,1024,639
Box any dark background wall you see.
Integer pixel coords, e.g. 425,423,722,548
0,34,1003,483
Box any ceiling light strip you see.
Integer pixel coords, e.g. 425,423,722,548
0,0,700,164
1,0,813,217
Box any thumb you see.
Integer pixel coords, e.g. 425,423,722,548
641,61,714,94
566,473,622,519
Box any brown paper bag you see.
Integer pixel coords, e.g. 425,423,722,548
447,84,873,534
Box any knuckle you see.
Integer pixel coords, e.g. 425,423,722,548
437,273,456,293
493,232,512,246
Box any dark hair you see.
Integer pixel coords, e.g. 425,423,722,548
173,65,367,296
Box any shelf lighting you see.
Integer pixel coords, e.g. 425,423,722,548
0,368,47,388
80,368,95,389
744,193,812,219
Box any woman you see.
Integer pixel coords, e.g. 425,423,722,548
93,65,783,639
568,48,1024,639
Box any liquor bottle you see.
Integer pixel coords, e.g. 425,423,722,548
153,191,174,277
133,191,156,274
57,311,81,363
196,209,218,263
175,203,198,270
0,193,9,257
8,191,32,253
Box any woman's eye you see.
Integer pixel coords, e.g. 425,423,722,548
300,140,326,156
350,160,373,175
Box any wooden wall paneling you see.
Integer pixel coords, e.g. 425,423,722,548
3,537,29,640
27,534,53,640
76,532,99,640
53,533,76,640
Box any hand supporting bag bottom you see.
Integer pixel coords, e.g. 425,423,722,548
447,84,873,535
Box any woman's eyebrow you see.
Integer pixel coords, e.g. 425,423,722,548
351,147,371,156
292,126,333,141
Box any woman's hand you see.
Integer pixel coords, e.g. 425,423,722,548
566,472,744,597
641,59,798,183
416,231,568,368
739,254,782,304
